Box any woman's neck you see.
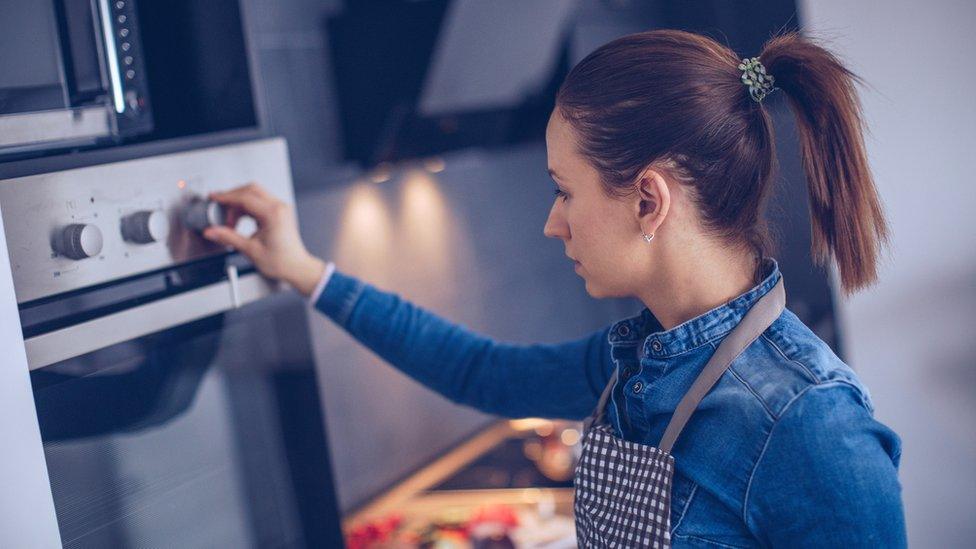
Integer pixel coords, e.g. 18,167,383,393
636,245,760,331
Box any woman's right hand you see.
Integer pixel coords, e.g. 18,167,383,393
202,183,326,297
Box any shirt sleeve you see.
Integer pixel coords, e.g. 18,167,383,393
310,266,614,420
744,382,907,548
307,261,336,305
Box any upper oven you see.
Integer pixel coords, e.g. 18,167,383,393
0,0,264,168
0,0,154,156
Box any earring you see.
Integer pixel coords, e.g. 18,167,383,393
642,232,655,243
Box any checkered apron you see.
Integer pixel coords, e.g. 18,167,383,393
573,278,785,548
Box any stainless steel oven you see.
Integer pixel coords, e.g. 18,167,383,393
0,139,346,547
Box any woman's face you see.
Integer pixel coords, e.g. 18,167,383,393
544,108,659,298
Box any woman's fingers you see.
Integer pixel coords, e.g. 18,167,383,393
203,183,314,285
203,225,255,256
209,184,278,224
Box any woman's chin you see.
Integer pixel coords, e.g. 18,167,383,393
576,265,606,297
582,279,601,297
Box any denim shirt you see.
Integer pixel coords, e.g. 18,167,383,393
313,258,907,547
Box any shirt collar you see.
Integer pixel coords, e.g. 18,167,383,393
607,257,782,358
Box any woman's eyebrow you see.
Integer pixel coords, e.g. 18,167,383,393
547,167,562,180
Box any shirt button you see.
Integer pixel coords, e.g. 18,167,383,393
617,325,630,336
632,381,643,394
651,340,663,352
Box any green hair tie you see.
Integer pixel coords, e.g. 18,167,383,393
738,57,778,103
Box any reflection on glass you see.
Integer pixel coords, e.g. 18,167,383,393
30,295,344,548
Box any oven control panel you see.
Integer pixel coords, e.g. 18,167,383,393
0,138,294,304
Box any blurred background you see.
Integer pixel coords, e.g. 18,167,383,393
229,0,973,545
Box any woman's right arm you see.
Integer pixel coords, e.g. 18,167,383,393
203,183,614,420
312,264,613,419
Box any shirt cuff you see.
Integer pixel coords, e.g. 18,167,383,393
307,261,336,305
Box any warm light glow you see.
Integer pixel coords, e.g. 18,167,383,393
400,170,454,277
423,156,445,173
560,428,581,446
327,165,479,336
534,424,554,437
509,418,552,432
333,182,396,286
394,169,480,311
369,163,393,183
177,179,187,189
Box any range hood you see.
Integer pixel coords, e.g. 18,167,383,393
326,0,578,168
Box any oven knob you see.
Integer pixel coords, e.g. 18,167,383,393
57,224,103,260
121,210,168,244
182,197,226,232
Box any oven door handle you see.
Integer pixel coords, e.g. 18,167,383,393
24,272,279,370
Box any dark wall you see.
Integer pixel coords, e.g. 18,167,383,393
240,0,348,190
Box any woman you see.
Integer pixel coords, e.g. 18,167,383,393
204,30,906,547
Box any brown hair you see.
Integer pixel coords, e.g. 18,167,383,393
555,29,889,296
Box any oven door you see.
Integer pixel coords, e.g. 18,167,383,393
24,273,345,548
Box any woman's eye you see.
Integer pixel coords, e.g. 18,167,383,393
553,187,568,200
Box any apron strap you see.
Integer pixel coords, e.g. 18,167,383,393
658,277,785,453
584,367,618,433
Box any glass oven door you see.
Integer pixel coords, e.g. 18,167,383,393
27,289,345,548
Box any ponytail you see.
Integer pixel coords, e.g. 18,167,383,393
760,32,890,295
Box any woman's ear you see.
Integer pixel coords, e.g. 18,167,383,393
635,168,670,235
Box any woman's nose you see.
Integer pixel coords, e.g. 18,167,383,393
544,206,567,239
